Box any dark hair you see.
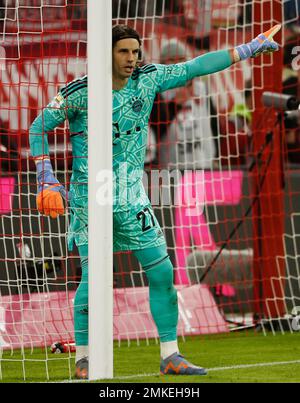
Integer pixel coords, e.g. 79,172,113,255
112,24,142,48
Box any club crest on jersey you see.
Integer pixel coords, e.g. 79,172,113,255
131,96,144,113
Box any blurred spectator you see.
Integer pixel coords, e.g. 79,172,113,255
150,38,191,165
218,88,252,167
182,0,210,34
182,0,211,50
160,80,216,169
152,38,216,169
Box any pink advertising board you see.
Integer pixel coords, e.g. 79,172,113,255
0,284,228,350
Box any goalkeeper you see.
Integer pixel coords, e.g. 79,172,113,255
29,24,281,379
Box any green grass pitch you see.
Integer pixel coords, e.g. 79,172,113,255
1,331,300,383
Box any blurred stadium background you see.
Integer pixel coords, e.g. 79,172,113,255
0,0,299,382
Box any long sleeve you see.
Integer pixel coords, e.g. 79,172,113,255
153,49,232,95
29,93,68,158
29,75,86,158
185,50,232,80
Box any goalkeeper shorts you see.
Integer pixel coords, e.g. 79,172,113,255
113,201,166,252
68,203,88,250
68,196,166,252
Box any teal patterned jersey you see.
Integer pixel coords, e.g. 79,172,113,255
30,51,232,214
113,63,188,212
30,63,190,212
30,76,88,203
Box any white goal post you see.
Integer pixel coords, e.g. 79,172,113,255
88,0,113,381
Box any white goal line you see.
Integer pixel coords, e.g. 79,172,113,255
110,359,300,381
58,359,300,382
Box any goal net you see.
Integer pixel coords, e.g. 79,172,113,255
0,0,299,381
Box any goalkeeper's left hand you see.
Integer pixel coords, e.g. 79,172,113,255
35,159,67,219
235,24,281,61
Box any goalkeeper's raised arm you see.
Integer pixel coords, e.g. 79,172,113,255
154,24,281,94
187,24,281,75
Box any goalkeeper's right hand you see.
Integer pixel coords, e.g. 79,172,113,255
35,159,67,219
235,24,281,61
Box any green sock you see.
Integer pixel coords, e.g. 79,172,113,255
134,246,178,342
74,244,88,346
146,257,178,342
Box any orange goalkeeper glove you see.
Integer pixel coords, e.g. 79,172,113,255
36,159,67,219
235,24,281,60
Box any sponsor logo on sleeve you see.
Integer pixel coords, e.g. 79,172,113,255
49,93,64,108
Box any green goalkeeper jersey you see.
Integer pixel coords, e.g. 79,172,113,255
29,51,232,212
30,65,190,212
